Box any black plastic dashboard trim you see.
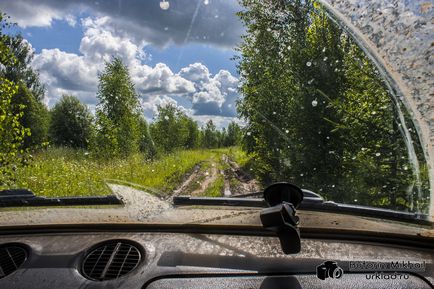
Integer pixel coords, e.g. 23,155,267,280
141,271,434,289
0,223,433,250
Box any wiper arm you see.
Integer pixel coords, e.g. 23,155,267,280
259,183,303,254
173,185,431,225
0,189,123,207
173,188,323,208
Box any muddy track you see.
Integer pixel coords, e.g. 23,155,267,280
171,154,261,198
169,162,219,198
169,164,202,199
221,154,261,196
190,165,218,196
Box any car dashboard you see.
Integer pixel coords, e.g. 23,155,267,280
0,230,433,289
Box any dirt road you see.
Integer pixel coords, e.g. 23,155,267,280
171,154,261,198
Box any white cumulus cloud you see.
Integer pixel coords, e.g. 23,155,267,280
29,15,240,120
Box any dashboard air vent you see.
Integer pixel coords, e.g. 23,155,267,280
82,241,142,281
0,244,28,279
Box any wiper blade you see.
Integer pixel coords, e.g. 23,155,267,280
173,190,431,225
0,189,123,207
173,189,323,208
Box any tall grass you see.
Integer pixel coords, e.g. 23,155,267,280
8,147,235,197
202,175,225,197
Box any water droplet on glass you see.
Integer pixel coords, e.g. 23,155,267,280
322,47,326,52
361,147,367,151
311,99,318,107
331,184,335,188
354,199,358,202
246,131,251,136
287,45,291,50
306,61,312,67
308,78,314,84
375,152,381,157
160,0,170,10
164,27,169,31
323,56,328,61
285,129,289,133
266,28,271,32
204,0,209,5
273,111,276,115
164,115,169,120
403,165,408,171
300,173,304,177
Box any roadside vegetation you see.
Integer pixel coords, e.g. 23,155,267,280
13,147,247,198
236,0,429,212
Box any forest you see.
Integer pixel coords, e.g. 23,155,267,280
0,0,430,213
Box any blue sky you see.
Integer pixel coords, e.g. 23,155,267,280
22,19,238,76
0,0,244,127
21,20,83,54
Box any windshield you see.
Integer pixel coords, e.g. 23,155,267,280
0,0,432,224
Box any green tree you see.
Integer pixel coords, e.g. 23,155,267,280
49,95,93,148
95,57,141,157
0,79,30,187
202,120,218,148
225,121,242,146
236,0,341,185
137,116,157,159
235,0,428,211
1,34,49,148
150,104,189,153
0,12,30,187
182,116,200,149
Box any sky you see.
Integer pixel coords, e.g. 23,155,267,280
0,0,245,128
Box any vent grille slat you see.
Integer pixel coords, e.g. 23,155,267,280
82,241,142,281
0,245,28,279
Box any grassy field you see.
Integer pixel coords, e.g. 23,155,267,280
7,147,250,198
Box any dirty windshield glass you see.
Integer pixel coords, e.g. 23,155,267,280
0,0,431,218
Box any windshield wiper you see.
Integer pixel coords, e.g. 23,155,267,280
0,189,123,207
173,183,431,225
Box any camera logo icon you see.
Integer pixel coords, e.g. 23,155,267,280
316,261,344,280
